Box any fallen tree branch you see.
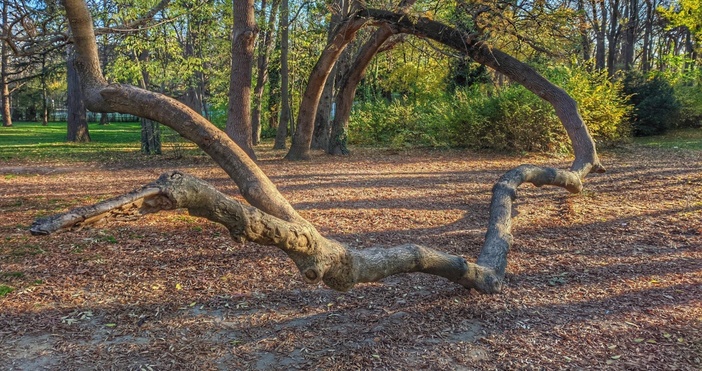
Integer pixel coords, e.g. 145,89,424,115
40,0,606,295
31,167,586,293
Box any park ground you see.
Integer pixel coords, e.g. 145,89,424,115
0,124,700,369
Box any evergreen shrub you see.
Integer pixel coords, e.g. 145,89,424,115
622,72,681,136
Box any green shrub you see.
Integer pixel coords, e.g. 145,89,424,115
349,99,449,148
674,83,702,128
555,65,631,143
623,72,681,136
349,64,631,152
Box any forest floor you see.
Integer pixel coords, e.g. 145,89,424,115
0,144,700,370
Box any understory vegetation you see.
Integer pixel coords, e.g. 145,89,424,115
350,63,700,152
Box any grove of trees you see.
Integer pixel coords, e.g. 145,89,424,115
1,0,700,148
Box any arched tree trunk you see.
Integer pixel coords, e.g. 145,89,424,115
360,8,603,174
284,17,367,160
38,0,605,296
328,27,401,155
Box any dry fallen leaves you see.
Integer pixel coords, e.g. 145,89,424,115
0,146,700,369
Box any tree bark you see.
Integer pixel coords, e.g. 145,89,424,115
251,0,279,145
641,0,654,72
593,0,607,70
273,0,289,150
577,0,592,62
1,0,11,127
622,0,638,70
226,0,258,159
284,17,367,160
328,26,400,155
66,45,90,142
607,0,621,76
45,0,605,295
135,51,161,155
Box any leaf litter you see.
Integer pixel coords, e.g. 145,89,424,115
0,145,700,369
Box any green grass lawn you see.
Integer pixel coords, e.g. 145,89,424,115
633,127,702,150
0,121,197,162
1,122,699,163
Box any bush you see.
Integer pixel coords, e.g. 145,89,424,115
447,85,568,152
349,99,449,148
622,72,681,136
349,64,631,152
554,65,631,144
674,83,702,128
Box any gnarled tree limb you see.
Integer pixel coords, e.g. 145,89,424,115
37,0,606,294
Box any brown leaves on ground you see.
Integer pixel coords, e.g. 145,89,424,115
0,145,700,370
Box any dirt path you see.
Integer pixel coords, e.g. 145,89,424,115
1,146,700,370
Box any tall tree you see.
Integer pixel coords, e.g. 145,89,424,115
273,0,289,150
65,45,90,142
622,0,639,70
226,0,258,159
251,0,279,145
1,0,11,127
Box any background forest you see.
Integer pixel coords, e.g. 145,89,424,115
1,0,700,153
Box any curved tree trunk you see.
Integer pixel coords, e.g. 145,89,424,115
284,17,367,160
328,27,401,155
226,0,258,159
311,0,349,151
42,0,605,295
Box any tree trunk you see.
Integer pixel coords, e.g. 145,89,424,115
607,0,621,76
252,0,279,145
41,55,49,126
141,118,161,154
593,0,607,70
578,0,592,62
66,46,90,142
226,0,258,159
273,0,289,150
134,50,161,154
284,16,367,160
311,70,335,150
361,9,603,174
1,0,11,127
641,0,654,72
328,27,400,155
622,0,638,70
46,0,605,296
311,1,348,151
